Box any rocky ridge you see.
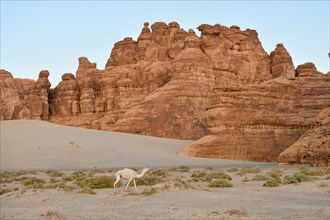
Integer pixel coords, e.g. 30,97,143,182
1,22,329,165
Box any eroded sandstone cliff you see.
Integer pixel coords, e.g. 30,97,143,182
1,22,329,165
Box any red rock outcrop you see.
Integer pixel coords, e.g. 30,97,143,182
1,22,329,165
278,106,330,166
0,69,51,120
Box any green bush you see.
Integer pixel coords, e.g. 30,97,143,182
204,171,232,181
241,177,250,182
168,166,190,173
18,177,46,188
70,171,86,180
226,168,239,173
300,168,326,176
283,172,311,185
75,175,120,189
251,174,273,182
46,170,65,177
263,178,281,187
208,179,233,188
150,169,168,177
237,167,261,176
134,175,161,186
267,170,284,179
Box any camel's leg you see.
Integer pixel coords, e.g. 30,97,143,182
125,178,132,191
113,175,121,191
133,179,137,191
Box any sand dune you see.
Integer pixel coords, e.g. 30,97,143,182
0,120,272,171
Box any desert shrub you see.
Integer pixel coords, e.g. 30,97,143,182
267,170,284,179
75,175,119,189
150,169,168,177
283,172,311,185
18,177,46,188
226,168,239,173
325,176,330,180
141,186,157,195
191,170,232,182
251,174,273,182
208,179,233,188
88,167,105,176
79,187,96,194
300,168,326,176
70,171,86,181
62,176,73,182
168,166,190,173
46,170,65,177
1,170,28,183
241,177,250,182
237,167,261,176
205,171,232,181
44,182,66,189
263,178,281,187
135,175,161,186
0,188,11,195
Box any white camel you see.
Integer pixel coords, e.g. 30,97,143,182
113,167,149,191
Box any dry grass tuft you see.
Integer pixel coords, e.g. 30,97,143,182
75,175,120,189
46,170,65,177
168,166,190,173
237,166,261,176
283,172,311,185
141,186,157,195
208,179,233,188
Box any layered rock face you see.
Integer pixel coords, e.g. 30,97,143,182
278,106,330,166
1,22,329,165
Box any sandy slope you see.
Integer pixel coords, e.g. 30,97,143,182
1,120,329,220
0,120,272,170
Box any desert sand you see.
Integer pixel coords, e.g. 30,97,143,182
1,120,329,220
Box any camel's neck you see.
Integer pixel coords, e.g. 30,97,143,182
136,169,147,179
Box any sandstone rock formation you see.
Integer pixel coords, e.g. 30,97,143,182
278,106,330,166
1,21,329,165
0,69,51,120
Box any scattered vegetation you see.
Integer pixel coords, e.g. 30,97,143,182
208,179,233,188
263,178,281,187
325,176,330,180
46,170,65,177
241,177,250,182
251,174,273,182
18,176,46,188
70,171,87,181
192,169,232,182
150,169,168,177
226,168,239,173
88,167,105,176
141,186,157,195
283,172,311,185
79,187,96,194
299,168,326,176
168,166,190,173
134,175,161,186
237,167,262,176
0,170,28,183
75,175,120,189
0,188,12,195
267,170,284,179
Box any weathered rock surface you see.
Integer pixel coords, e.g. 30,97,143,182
0,69,51,120
1,22,329,165
278,106,330,166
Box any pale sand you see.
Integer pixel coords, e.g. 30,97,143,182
0,120,272,170
1,120,329,220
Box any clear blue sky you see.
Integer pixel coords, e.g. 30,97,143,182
1,0,329,87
